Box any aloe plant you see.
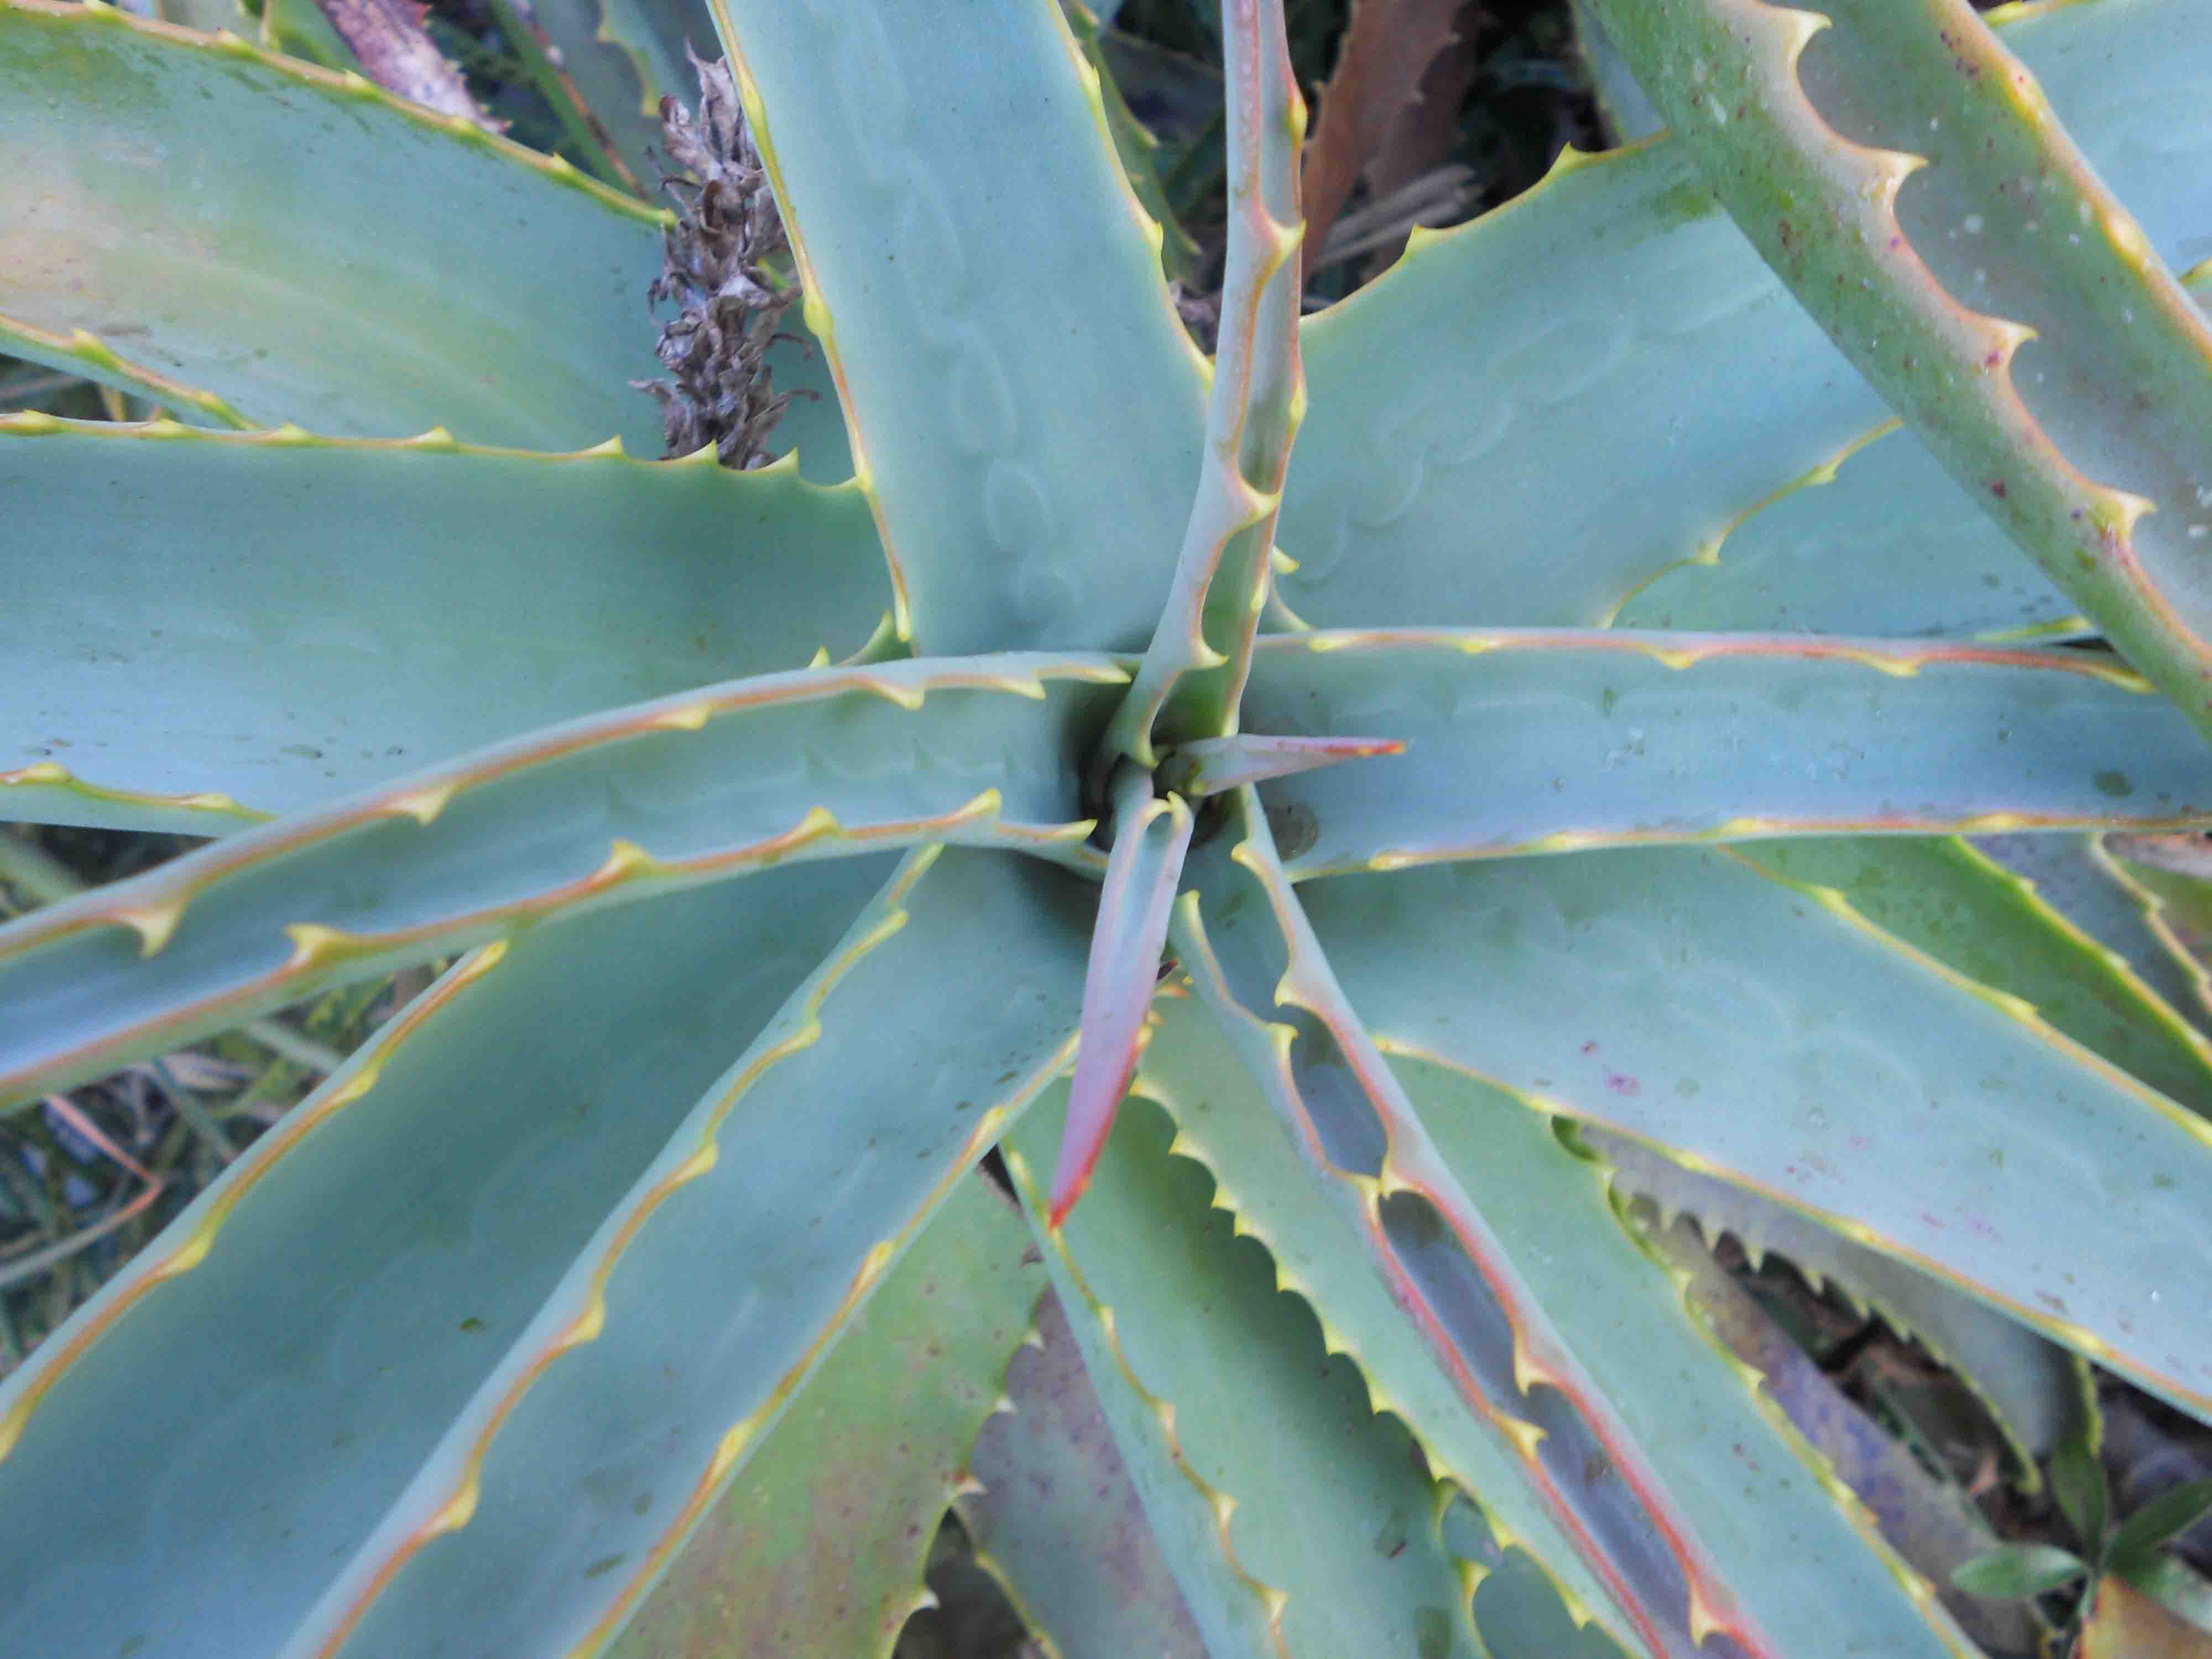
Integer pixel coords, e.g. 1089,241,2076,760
4,0,2212,1651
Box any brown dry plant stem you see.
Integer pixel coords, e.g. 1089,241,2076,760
1298,0,1470,283
313,0,495,129
635,51,803,470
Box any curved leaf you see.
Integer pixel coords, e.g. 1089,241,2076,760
1052,766,1193,1225
1745,836,2212,1123
954,1285,1207,1659
0,858,894,1659
601,1172,1045,1659
1593,0,2212,739
0,654,1124,1112
1304,847,2212,1416
1107,0,1305,758
1006,1086,1485,1659
0,0,668,449
286,847,1091,1657
1239,630,2212,879
0,416,891,831
1167,792,1963,1658
709,0,1208,653
1602,1129,2092,1486
1282,0,2212,636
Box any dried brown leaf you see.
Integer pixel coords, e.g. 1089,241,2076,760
314,0,494,129
1300,0,1468,279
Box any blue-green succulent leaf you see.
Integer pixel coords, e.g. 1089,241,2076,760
1634,1211,2032,1655
1170,790,1964,1657
1051,766,1193,1225
285,847,1090,1657
603,1172,1045,1659
1107,0,1304,758
1600,1130,2092,1487
0,857,893,1659
1408,1065,1976,1656
1007,1086,1484,1659
0,0,668,450
1282,0,2212,636
1746,836,2212,1123
1240,630,2212,879
1973,832,2212,1050
1131,989,1632,1650
1304,847,2212,1416
0,654,1125,1112
0,417,890,831
707,0,1208,653
1592,0,2212,739
956,1285,1207,1659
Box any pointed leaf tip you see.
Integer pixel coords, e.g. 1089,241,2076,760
1159,732,1405,798
1049,769,1195,1226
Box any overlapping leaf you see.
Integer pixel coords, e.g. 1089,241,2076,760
0,655,1122,1110
0,418,889,830
1240,631,2212,878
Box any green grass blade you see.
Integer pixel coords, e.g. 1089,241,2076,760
0,655,1124,1112
0,417,890,831
706,0,1207,653
0,0,668,449
1240,630,2212,879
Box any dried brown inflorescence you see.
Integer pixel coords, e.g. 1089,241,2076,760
636,50,803,470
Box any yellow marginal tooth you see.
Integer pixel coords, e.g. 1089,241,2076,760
267,423,314,446
864,676,926,711
427,1474,482,1536
1849,649,1922,679
1685,1583,1727,1647
1498,1414,1546,1460
991,672,1048,701
1648,646,1703,671
593,838,663,885
785,805,843,846
646,701,711,733
578,436,625,458
668,1140,718,1186
283,922,363,969
2,411,61,435
383,780,457,826
400,426,457,450
950,788,1003,824
806,645,831,670
562,1292,607,1349
116,898,188,958
707,1420,755,1485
